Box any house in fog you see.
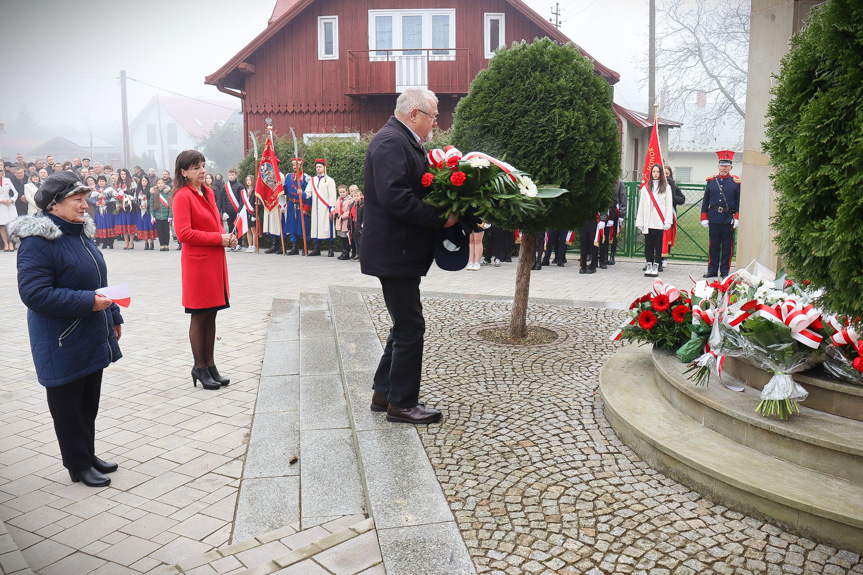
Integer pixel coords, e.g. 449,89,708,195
205,0,619,152
129,96,239,171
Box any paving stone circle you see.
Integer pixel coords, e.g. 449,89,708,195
365,294,863,575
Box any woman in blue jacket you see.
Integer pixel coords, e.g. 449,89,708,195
9,172,124,488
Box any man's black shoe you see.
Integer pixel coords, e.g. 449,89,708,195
579,268,587,274
703,272,717,279
586,268,596,274
265,244,280,254
599,263,607,269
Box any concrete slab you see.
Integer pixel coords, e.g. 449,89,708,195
299,376,349,431
261,341,299,377
377,522,475,575
299,430,366,520
356,427,454,530
335,333,385,373
244,412,300,479
233,477,300,544
255,376,300,414
299,337,339,376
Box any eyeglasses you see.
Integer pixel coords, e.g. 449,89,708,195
417,109,438,122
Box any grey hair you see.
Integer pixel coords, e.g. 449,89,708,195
394,88,438,118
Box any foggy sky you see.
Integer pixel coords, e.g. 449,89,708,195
1,0,648,143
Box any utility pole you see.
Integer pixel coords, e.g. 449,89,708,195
648,0,656,116
120,70,131,167
549,3,562,29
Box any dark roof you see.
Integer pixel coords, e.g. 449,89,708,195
614,103,682,129
206,0,620,88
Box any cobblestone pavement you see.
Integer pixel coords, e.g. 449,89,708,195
0,246,685,573
365,295,863,575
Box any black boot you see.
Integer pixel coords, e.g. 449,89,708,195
191,367,221,390
286,241,300,255
208,366,230,386
338,237,350,259
308,240,322,256
608,253,616,265
327,240,335,257
265,241,280,254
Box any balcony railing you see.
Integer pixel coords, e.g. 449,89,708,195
347,49,472,96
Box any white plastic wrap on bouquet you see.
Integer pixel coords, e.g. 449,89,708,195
824,346,863,386
760,373,808,402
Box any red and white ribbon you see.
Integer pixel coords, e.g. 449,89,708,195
729,298,823,348
651,279,680,303
828,317,859,347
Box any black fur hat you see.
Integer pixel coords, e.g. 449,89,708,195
34,171,91,210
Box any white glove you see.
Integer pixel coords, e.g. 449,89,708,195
733,219,739,228
640,227,647,235
605,221,614,228
663,223,671,231
222,213,228,220
701,220,709,228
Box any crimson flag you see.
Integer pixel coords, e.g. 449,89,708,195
255,138,283,213
640,117,664,191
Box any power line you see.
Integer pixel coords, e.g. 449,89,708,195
126,77,238,111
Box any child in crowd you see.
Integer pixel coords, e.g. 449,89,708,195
333,184,353,260
349,185,363,261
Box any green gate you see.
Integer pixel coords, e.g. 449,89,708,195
615,181,735,263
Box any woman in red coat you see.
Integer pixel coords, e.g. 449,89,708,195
172,150,237,390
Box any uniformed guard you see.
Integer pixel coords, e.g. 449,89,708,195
700,150,740,278
284,158,311,255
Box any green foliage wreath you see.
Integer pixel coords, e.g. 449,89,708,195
764,0,863,319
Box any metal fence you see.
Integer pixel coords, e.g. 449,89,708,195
615,181,733,263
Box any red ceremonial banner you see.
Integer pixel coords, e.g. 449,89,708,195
256,138,284,213
639,118,664,191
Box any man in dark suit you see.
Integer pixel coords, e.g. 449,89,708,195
361,88,456,425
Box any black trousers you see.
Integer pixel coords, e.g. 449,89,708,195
533,232,545,263
644,228,664,264
46,370,103,472
543,230,567,264
373,277,424,408
156,219,171,247
579,222,597,270
708,223,735,276
484,226,508,262
599,223,610,264
609,217,620,257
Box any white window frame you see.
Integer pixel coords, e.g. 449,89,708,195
367,9,456,61
484,13,506,59
318,16,339,60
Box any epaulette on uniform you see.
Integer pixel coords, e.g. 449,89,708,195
732,175,741,184
706,175,716,181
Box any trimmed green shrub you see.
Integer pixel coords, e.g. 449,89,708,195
764,0,863,319
450,38,620,233
238,135,370,191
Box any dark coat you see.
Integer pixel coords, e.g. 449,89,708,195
360,117,444,278
667,176,685,208
700,174,741,225
9,213,123,387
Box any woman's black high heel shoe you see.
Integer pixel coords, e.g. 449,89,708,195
191,367,221,390
93,456,118,474
208,366,230,386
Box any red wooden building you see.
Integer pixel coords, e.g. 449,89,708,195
205,0,619,152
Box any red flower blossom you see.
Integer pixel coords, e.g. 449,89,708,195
450,171,466,186
853,357,863,374
638,310,658,330
421,173,434,187
651,294,671,312
802,280,811,286
629,299,640,310
672,305,690,324
684,298,692,306
447,156,460,169
784,279,794,289
639,294,652,304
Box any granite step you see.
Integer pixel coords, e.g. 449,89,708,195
0,518,32,575
652,347,863,483
328,286,476,575
600,343,863,555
